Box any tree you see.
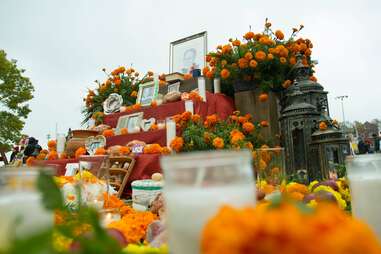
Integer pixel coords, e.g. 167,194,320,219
0,50,34,151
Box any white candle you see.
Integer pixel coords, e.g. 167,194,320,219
0,192,53,250
184,100,194,114
347,154,381,240
166,118,176,148
213,78,221,93
164,184,255,254
157,120,166,130
56,133,66,155
197,77,206,102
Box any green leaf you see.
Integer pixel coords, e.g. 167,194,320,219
37,170,65,211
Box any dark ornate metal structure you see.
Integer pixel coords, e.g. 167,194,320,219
280,56,349,180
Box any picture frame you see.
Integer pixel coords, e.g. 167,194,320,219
116,112,143,133
136,81,159,107
140,118,156,132
85,135,107,156
169,31,207,74
167,82,180,93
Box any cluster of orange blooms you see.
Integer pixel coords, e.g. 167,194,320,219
170,111,266,152
202,202,381,254
107,208,157,244
143,143,171,155
204,19,317,92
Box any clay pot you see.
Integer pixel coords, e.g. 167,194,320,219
65,130,99,157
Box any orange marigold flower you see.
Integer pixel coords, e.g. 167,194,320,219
47,151,58,160
279,48,289,57
150,124,158,131
280,57,287,64
120,128,128,135
255,51,266,61
204,132,212,143
161,146,171,155
305,48,312,56
238,58,248,69
282,80,292,89
94,147,106,155
181,111,192,121
75,147,87,159
275,30,285,40
36,153,46,160
132,104,141,110
170,136,184,152
238,116,248,124
267,53,274,60
231,133,245,144
205,55,212,62
249,60,258,68
206,71,215,79
151,100,157,108
144,144,162,154
242,122,255,133
202,66,210,76
221,44,232,54
26,156,35,166
184,73,192,80
212,137,225,149
260,120,269,127
47,140,57,149
244,52,253,60
230,115,238,122
220,69,230,79
246,142,254,150
102,129,115,137
114,77,121,86
119,146,131,155
192,114,201,123
232,39,241,46
243,31,255,40
259,93,269,102
130,90,138,98
204,114,219,127
309,76,317,82
289,56,296,65
319,121,328,130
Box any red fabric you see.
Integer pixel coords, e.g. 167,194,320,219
103,92,234,128
106,129,167,148
34,159,79,176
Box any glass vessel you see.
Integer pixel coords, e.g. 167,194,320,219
0,167,54,250
160,150,255,254
346,154,381,240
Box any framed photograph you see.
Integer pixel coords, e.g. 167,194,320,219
169,31,207,74
116,112,143,133
167,82,180,93
137,81,159,107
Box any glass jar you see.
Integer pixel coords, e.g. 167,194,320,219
0,167,54,250
160,150,255,254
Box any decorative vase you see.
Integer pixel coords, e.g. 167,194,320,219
65,130,99,158
233,80,280,143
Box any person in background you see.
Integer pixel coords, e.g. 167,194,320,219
373,133,380,153
358,138,367,154
10,146,19,162
23,137,42,162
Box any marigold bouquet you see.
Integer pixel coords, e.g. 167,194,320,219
82,67,153,124
202,202,381,254
204,19,316,93
170,111,269,153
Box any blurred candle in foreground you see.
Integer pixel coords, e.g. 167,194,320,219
161,150,255,254
56,133,66,155
213,78,221,93
197,77,206,102
166,118,176,148
346,154,381,241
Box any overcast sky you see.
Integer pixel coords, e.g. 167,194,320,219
1,0,380,146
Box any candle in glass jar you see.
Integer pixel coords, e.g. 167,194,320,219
166,119,176,148
56,133,66,155
197,77,206,102
0,192,53,250
184,100,194,114
213,78,221,93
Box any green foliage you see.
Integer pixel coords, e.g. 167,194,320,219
335,164,347,178
0,50,34,150
82,68,149,125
